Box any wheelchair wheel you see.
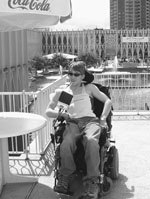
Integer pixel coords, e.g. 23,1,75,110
110,146,119,180
99,176,113,197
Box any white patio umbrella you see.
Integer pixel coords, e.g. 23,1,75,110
43,53,78,60
0,0,72,32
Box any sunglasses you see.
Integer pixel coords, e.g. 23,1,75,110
68,72,82,77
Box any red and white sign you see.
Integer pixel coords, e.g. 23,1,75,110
122,37,149,43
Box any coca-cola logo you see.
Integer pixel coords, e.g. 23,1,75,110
8,0,51,12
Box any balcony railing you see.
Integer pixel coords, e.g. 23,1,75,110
94,73,150,112
0,73,150,157
0,76,66,157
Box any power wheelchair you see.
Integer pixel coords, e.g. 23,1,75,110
51,83,119,198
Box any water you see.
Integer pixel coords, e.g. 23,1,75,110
113,56,118,72
29,75,60,91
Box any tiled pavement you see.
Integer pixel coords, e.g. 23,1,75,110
1,117,150,199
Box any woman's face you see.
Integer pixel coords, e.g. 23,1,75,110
68,69,84,86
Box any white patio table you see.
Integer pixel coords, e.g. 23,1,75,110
0,112,47,193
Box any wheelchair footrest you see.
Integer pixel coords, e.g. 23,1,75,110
53,186,74,196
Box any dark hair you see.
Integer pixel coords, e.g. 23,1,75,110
69,61,86,74
69,61,94,83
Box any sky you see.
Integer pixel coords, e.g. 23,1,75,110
50,0,110,30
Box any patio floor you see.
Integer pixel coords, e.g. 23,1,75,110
1,117,150,199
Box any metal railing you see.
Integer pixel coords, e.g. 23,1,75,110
0,76,66,157
94,73,150,112
0,73,150,157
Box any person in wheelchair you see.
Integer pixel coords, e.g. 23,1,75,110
45,61,112,198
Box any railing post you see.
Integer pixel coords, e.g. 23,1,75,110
0,140,4,193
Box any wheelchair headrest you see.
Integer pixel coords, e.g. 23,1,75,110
82,69,94,83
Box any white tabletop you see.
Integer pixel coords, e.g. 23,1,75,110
0,112,47,138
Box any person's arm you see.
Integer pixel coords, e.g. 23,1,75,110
45,90,61,118
45,90,70,120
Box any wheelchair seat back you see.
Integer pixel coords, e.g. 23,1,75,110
91,83,113,131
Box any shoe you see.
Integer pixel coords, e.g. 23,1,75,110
82,177,99,199
54,173,72,194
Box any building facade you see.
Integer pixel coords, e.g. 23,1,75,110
110,0,150,30
42,29,150,61
1,28,150,92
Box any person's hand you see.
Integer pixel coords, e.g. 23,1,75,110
60,112,70,121
100,116,107,128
